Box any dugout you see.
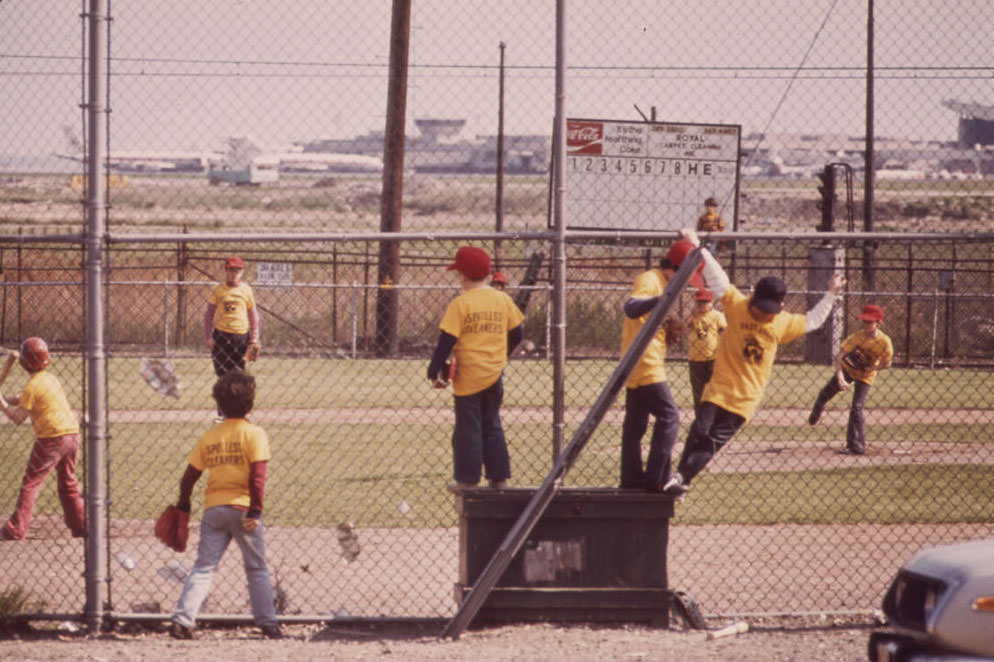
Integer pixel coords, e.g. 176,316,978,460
456,487,675,626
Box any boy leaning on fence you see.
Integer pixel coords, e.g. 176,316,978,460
663,229,847,499
618,239,702,493
0,337,87,541
427,246,524,495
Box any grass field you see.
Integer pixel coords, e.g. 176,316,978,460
1,355,990,531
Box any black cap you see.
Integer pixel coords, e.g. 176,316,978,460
751,276,787,314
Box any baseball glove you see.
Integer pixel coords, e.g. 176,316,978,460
841,347,871,371
154,505,190,552
662,317,685,345
246,341,261,362
432,357,457,389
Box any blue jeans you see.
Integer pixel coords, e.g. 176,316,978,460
688,361,715,411
620,381,680,489
675,402,745,484
452,377,510,485
172,506,278,628
814,373,872,453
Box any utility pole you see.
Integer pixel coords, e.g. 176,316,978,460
375,0,411,356
494,41,506,270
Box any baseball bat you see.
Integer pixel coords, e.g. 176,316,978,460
706,621,749,640
0,352,18,389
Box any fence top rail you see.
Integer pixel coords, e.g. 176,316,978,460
0,230,992,245
107,230,994,244
103,231,555,244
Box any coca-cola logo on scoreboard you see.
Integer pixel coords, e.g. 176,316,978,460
567,121,603,155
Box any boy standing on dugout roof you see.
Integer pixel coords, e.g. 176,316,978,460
808,303,893,455
663,229,847,498
428,246,524,494
0,337,87,541
205,255,261,377
618,239,703,492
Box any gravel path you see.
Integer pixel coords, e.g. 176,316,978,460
0,620,876,662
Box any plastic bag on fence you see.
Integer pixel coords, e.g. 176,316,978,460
140,357,181,398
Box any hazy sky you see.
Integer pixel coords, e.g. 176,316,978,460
3,1,993,156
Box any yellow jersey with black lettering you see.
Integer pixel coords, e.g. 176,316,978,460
702,285,806,420
187,418,271,510
621,269,671,388
19,370,79,439
841,329,893,385
687,309,727,362
439,286,524,396
697,211,724,233
209,282,256,335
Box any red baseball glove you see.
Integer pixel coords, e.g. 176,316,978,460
154,505,190,552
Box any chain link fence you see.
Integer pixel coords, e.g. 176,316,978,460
2,0,994,627
0,236,992,622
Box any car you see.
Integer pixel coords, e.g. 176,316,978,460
869,538,994,661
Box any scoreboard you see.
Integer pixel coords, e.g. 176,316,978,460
562,117,741,233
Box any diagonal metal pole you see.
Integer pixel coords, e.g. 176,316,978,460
439,247,703,640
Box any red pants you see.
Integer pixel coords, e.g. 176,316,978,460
2,433,86,540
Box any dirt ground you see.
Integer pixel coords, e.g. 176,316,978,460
0,619,876,662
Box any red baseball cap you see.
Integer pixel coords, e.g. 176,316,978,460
225,256,244,270
447,246,491,280
858,304,884,322
663,240,704,288
491,271,508,285
694,288,714,302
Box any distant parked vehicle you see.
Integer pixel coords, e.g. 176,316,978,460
207,155,280,186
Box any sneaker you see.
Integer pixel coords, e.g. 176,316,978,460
261,624,283,639
446,482,476,494
838,447,865,456
488,479,508,489
169,622,195,640
662,472,689,496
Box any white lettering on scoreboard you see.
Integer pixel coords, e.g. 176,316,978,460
255,262,293,289
564,118,740,232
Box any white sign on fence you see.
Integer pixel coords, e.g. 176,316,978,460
563,117,740,233
255,262,294,289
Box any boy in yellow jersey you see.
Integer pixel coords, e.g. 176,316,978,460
619,240,703,492
204,256,260,377
664,229,846,498
428,246,524,494
808,304,893,455
490,271,508,291
0,337,86,540
169,370,282,640
686,288,727,411
696,197,726,252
